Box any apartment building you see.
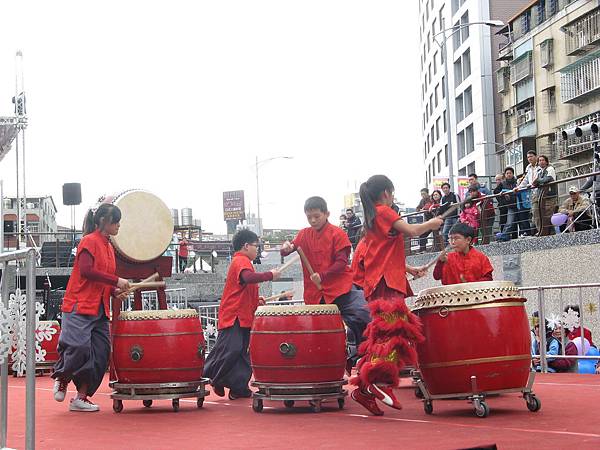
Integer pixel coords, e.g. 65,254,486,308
497,0,600,178
418,0,530,191
2,195,58,248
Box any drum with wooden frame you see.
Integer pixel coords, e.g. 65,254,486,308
413,281,532,396
112,309,206,384
250,304,346,384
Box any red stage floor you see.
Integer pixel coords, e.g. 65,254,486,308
4,373,600,449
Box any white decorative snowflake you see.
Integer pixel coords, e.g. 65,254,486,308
0,300,12,365
8,289,51,376
546,314,561,331
561,308,581,332
203,322,218,341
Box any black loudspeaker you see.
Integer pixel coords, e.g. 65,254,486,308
62,183,82,206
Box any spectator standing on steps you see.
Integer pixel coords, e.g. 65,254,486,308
439,182,460,246
516,150,543,235
468,173,495,244
416,188,433,252
533,155,557,236
345,208,362,250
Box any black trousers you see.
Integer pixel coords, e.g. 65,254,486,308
203,319,251,395
52,306,110,397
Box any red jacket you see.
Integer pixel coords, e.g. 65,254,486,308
351,238,366,288
433,247,493,285
62,230,117,316
291,223,353,304
218,252,259,329
362,204,409,298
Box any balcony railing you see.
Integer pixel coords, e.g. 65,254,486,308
560,53,600,103
510,52,532,85
565,8,600,55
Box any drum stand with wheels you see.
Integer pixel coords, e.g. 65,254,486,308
250,380,348,413
412,370,541,418
109,379,210,413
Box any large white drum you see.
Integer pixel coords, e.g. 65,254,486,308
99,190,173,262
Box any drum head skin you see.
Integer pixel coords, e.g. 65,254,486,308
110,190,174,262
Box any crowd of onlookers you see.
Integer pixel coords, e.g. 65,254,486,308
414,150,598,252
530,306,599,374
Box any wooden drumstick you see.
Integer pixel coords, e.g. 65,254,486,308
121,281,166,297
264,290,294,303
140,272,160,284
278,254,300,273
297,247,322,290
411,246,452,280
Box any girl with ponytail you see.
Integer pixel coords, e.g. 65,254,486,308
351,175,443,416
52,203,130,412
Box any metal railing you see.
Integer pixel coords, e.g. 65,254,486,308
197,299,304,353
519,282,600,374
0,249,37,450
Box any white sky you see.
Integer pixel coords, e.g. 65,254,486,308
0,0,423,234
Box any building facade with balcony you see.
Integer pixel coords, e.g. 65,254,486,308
418,0,530,192
2,196,58,249
497,0,600,179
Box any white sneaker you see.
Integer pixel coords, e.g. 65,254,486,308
53,379,69,402
69,397,100,412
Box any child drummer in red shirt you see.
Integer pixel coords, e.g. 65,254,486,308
352,175,442,416
204,230,281,399
433,222,493,285
280,196,371,372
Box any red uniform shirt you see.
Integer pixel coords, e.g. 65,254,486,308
62,230,117,316
351,238,366,288
433,247,493,285
218,252,259,329
292,222,353,304
362,204,409,298
179,239,189,258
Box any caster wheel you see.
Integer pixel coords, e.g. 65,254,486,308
197,397,204,408
415,387,424,399
252,398,263,413
337,398,345,410
474,401,490,418
113,399,123,413
424,401,433,415
309,401,322,413
526,395,541,412
172,399,180,412
284,400,295,408
143,400,153,408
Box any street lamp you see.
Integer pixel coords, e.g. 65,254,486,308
433,20,504,192
255,156,293,237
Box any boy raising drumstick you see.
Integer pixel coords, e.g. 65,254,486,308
280,196,371,372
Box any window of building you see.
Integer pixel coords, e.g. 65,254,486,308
437,150,442,173
441,76,446,97
436,117,441,141
430,125,435,146
430,93,434,115
462,49,471,79
443,111,447,132
458,167,467,176
464,86,473,118
460,11,469,42
455,93,464,122
457,129,465,159
444,144,448,167
453,19,462,51
454,59,463,86
439,6,444,31
465,124,474,155
434,84,439,107
428,63,432,84
432,18,437,36
467,161,476,176
433,52,438,75
540,39,553,68
432,156,437,176
542,87,556,113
